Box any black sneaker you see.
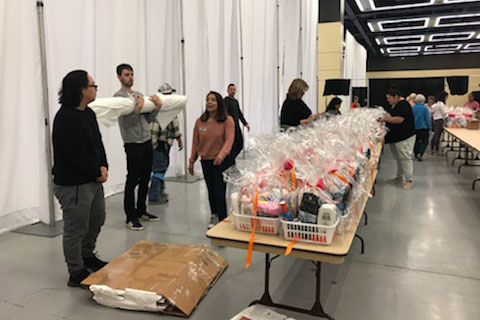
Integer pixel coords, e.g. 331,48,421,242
84,255,108,271
140,212,160,222
126,218,144,231
68,268,91,289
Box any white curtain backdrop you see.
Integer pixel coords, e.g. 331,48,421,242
0,0,319,233
0,0,48,232
342,30,367,114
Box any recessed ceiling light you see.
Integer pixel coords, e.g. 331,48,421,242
464,43,480,49
367,22,375,32
355,0,480,12
375,38,381,45
443,0,480,3
387,46,421,53
429,32,475,42
378,18,430,32
423,51,456,55
384,35,425,45
435,13,480,27
389,53,420,57
380,48,385,54
425,44,463,51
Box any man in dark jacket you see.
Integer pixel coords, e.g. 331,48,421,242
52,70,109,288
223,83,249,161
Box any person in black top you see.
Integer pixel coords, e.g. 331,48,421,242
378,87,416,190
322,97,342,117
52,70,109,288
280,78,318,128
223,83,249,161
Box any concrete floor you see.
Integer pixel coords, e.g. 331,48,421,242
1,149,480,320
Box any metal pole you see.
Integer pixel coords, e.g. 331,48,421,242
37,0,55,227
298,0,303,77
238,0,246,159
180,0,188,176
276,0,280,131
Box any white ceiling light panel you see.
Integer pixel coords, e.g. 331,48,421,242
384,35,425,45
387,46,421,53
434,13,480,27
379,18,430,32
429,32,475,42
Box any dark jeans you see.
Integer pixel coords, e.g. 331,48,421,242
149,144,170,202
431,119,444,152
54,182,105,274
414,129,430,157
124,140,153,222
201,158,232,221
231,129,244,160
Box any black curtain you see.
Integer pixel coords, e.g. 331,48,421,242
369,77,444,110
446,76,469,95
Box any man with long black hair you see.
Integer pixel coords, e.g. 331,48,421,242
115,64,162,231
52,70,109,288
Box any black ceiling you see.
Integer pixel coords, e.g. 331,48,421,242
345,0,480,57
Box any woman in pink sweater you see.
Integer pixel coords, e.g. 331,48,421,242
189,91,235,229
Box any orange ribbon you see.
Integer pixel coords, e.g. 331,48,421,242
291,167,296,190
285,240,297,256
330,171,349,185
245,189,258,268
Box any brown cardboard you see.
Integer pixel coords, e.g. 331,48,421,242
467,119,479,130
82,241,228,317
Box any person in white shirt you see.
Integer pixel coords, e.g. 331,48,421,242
430,91,448,155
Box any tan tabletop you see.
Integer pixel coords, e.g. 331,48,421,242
445,128,480,151
206,146,381,265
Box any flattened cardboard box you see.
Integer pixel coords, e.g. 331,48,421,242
82,241,228,317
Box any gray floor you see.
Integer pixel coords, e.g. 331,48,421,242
1,149,480,320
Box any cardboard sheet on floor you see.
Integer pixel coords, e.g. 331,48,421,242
82,241,228,317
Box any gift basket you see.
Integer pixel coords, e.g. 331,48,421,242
445,107,474,128
224,109,387,245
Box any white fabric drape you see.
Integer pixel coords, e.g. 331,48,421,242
342,30,367,114
0,0,319,233
0,0,48,231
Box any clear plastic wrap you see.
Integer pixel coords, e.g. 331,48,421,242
445,107,474,128
225,108,387,238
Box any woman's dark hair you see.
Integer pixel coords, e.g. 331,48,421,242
58,70,88,108
436,91,449,103
200,91,227,122
427,95,436,103
386,86,402,97
327,97,342,111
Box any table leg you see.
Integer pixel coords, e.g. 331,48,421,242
249,254,334,319
355,234,365,254
363,211,368,226
473,177,480,190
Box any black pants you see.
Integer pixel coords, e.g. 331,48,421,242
414,129,430,157
231,129,244,161
431,119,444,152
201,158,231,221
124,140,153,222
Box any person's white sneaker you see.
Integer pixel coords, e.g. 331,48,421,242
207,215,219,230
403,180,414,190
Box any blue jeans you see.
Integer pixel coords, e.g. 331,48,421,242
149,145,170,202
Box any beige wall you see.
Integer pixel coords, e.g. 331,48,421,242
366,69,480,107
317,22,344,113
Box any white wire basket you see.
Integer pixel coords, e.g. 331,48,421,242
232,212,281,235
281,218,339,245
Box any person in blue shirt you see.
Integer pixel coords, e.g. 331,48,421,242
412,94,432,161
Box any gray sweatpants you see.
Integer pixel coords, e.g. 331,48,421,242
390,135,416,181
54,182,105,274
